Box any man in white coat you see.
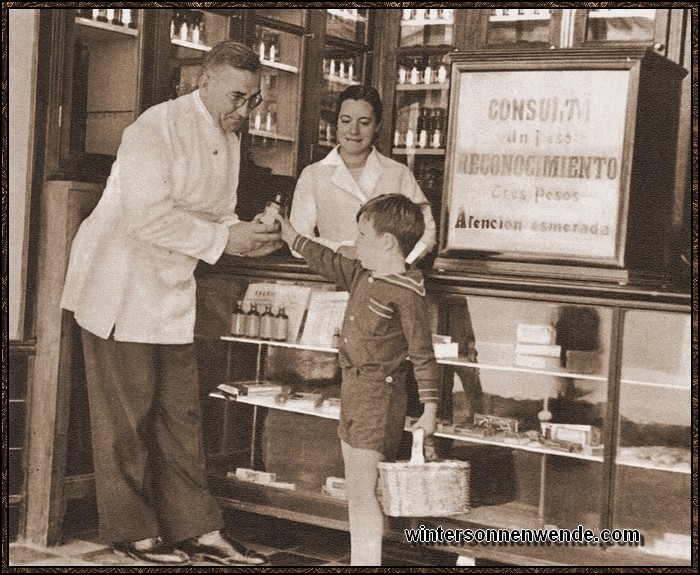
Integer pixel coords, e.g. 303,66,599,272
61,40,280,565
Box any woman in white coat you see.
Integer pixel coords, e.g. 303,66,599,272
289,85,436,264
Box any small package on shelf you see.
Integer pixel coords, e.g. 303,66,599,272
516,323,557,345
432,334,459,358
218,381,283,397
230,468,277,484
322,476,347,500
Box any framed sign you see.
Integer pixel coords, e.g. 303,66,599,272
437,49,685,282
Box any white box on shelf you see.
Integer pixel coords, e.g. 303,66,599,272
516,323,556,345
433,342,459,358
231,468,277,484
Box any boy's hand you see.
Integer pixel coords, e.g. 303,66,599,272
411,402,437,437
274,213,299,246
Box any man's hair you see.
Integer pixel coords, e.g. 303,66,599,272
356,194,426,257
203,40,261,74
336,85,383,124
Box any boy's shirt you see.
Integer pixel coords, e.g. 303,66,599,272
292,235,440,404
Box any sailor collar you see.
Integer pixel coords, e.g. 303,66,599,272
373,268,426,297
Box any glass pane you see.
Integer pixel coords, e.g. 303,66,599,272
614,310,691,561
318,45,365,150
71,9,141,158
169,9,229,99
393,56,450,154
249,26,302,177
256,8,305,27
400,8,454,47
487,8,552,47
325,8,368,42
586,9,656,43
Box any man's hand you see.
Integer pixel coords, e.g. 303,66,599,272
224,220,281,257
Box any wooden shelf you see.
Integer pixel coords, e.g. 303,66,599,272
323,74,360,86
401,19,454,27
261,59,299,74
395,82,449,91
248,129,295,143
392,148,445,156
76,17,138,36
171,37,211,52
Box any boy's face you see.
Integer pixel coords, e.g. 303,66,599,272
355,214,385,272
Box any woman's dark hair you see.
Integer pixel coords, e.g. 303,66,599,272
336,85,383,124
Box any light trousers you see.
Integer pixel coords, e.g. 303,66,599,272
341,439,386,566
80,328,223,544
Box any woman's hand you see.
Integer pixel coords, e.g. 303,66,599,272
273,213,299,246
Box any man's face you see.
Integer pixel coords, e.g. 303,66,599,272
200,65,262,133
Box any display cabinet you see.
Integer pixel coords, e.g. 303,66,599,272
49,9,146,181
192,256,691,567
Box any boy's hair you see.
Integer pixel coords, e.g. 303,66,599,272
203,40,261,74
356,194,426,258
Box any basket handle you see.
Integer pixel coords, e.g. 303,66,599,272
410,428,425,465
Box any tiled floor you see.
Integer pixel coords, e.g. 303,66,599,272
9,509,461,567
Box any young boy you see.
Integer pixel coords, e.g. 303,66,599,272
276,193,440,566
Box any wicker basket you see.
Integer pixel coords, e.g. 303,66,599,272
377,429,470,517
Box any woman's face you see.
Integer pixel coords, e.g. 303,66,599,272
336,99,379,156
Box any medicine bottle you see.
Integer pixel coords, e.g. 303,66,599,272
245,303,261,338
274,307,289,342
260,305,275,340
230,300,246,337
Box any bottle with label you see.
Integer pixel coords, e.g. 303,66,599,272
230,300,246,336
245,303,261,338
274,307,289,341
417,107,430,148
260,305,275,340
260,193,284,226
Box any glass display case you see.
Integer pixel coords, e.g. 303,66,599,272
248,23,303,177
62,9,143,177
192,258,691,566
168,9,230,99
613,309,691,561
485,8,555,48
391,9,455,227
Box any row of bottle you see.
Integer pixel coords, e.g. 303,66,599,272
323,58,356,83
231,302,289,341
170,10,206,45
250,102,279,134
401,8,454,22
76,8,137,28
490,9,550,18
256,33,281,63
398,57,449,86
394,107,447,150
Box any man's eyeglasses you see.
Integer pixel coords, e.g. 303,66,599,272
228,92,264,110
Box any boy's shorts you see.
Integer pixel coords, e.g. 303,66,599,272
337,368,407,459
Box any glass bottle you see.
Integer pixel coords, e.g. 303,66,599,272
260,304,275,340
409,58,421,85
260,193,284,225
274,307,289,341
245,303,261,338
122,9,136,29
417,107,430,148
230,300,246,337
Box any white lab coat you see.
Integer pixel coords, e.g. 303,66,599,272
289,146,436,262
61,91,241,344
